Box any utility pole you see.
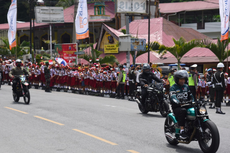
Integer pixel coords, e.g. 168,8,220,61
73,0,79,64
148,0,151,63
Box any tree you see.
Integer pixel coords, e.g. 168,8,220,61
0,37,30,58
56,0,74,8
80,43,118,65
159,37,200,70
202,38,230,62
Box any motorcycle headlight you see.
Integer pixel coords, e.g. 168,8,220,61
199,107,207,115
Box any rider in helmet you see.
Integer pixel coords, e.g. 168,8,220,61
170,70,194,139
9,59,30,92
139,64,162,106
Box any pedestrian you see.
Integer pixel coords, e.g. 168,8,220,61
188,64,198,101
116,65,126,99
44,62,51,92
212,63,225,114
168,69,176,87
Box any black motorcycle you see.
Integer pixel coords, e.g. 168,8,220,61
135,82,170,117
13,75,30,104
164,100,220,153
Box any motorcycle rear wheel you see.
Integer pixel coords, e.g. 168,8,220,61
160,101,170,117
23,88,30,104
164,116,179,146
198,120,220,153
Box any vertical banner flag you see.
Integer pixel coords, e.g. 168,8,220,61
7,0,17,49
75,0,89,40
219,0,230,41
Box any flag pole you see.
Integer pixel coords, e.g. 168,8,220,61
16,0,17,60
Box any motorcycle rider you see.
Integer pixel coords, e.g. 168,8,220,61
9,59,31,92
170,70,194,139
139,64,162,107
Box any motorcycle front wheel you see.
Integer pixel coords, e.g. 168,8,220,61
13,92,19,102
160,101,170,117
23,88,30,104
138,103,149,114
164,116,179,146
198,120,220,153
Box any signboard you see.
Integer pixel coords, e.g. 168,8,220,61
131,38,146,51
117,0,147,14
55,43,77,66
35,6,64,23
104,44,119,53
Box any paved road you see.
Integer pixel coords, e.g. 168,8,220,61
0,85,229,153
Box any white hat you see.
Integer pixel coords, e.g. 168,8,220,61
217,62,224,68
191,64,197,68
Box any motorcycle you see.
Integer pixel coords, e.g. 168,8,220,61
13,75,30,104
164,100,220,153
135,82,170,117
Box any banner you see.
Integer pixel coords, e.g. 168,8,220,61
7,0,17,50
219,0,230,41
104,44,119,53
55,44,77,66
75,0,89,40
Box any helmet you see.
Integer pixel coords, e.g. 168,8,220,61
174,70,189,85
142,64,151,74
217,62,224,68
207,68,212,72
16,59,22,67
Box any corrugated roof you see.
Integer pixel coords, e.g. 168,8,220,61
0,22,49,30
100,52,133,64
159,0,219,14
119,17,209,47
136,51,159,63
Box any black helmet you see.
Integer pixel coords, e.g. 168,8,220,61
143,64,151,74
174,70,188,84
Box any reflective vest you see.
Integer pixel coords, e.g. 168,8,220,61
122,71,126,83
188,73,197,86
169,75,175,87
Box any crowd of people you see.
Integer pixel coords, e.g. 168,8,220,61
0,59,228,114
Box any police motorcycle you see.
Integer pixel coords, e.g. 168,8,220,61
164,100,220,153
135,81,170,117
13,75,30,104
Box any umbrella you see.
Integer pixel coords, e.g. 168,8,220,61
55,58,67,66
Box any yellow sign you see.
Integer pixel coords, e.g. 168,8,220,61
104,44,118,53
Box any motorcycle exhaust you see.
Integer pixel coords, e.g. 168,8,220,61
135,98,141,105
165,132,176,141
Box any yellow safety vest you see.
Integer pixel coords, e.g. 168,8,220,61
169,75,175,87
188,73,197,86
122,71,126,83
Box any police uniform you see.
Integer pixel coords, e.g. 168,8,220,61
188,64,198,101
44,63,51,92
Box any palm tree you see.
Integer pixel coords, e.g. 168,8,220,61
0,37,30,58
80,43,118,65
56,0,75,8
202,38,230,62
159,37,200,70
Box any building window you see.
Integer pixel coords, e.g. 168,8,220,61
61,33,71,43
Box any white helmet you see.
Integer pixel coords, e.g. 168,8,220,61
16,59,21,63
217,62,224,68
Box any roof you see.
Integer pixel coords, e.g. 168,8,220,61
136,51,160,63
119,17,209,47
0,22,49,30
64,2,115,23
83,43,97,55
100,52,133,64
78,58,89,65
97,23,124,50
153,47,218,64
159,0,219,14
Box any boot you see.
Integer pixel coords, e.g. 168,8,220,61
216,107,225,114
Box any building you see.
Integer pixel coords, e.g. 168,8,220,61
159,0,223,39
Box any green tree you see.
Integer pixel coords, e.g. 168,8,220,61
56,0,74,8
80,43,118,65
159,37,200,70
202,38,230,62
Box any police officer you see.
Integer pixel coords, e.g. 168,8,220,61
206,68,215,108
116,65,126,99
9,59,30,92
168,69,176,87
128,65,136,101
139,64,162,107
212,63,225,114
188,64,198,101
44,61,51,92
